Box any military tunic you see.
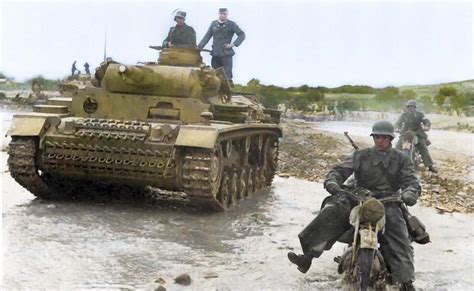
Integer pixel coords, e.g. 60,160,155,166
394,111,433,167
298,146,420,284
198,20,245,81
162,24,196,48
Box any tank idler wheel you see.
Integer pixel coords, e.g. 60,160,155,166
238,168,248,198
217,172,231,209
229,171,239,207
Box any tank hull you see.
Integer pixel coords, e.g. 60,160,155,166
8,114,281,211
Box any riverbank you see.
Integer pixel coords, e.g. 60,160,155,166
278,119,474,213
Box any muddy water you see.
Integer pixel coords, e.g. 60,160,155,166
2,152,473,290
1,112,473,289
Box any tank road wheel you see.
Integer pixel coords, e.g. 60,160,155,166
264,137,279,186
247,167,255,195
238,168,248,198
253,166,263,191
223,140,233,158
217,172,231,209
244,137,251,154
230,171,239,206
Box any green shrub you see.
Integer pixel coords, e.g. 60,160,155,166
438,85,457,96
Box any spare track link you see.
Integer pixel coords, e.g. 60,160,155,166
182,148,224,211
7,137,51,198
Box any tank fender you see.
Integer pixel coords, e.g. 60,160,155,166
175,126,218,149
6,115,60,137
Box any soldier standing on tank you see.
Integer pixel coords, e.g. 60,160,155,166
287,121,420,291
162,10,196,48
198,8,246,87
395,100,437,173
71,61,78,76
84,62,90,75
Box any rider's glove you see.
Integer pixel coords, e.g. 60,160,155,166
324,180,342,195
401,190,418,206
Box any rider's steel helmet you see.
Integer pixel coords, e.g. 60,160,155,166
174,10,187,21
370,121,395,139
406,100,418,108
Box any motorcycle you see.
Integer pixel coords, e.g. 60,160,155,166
398,130,422,166
333,189,411,291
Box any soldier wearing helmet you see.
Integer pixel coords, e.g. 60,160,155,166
162,10,196,48
395,100,437,173
288,121,420,290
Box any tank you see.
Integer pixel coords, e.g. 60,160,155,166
7,47,282,211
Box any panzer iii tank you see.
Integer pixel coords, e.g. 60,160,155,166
7,47,282,211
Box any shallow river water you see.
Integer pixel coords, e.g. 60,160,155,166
1,111,473,290
2,157,473,290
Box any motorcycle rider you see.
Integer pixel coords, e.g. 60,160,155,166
288,121,420,290
395,100,437,173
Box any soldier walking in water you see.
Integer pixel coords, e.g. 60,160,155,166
162,10,196,48
198,8,246,87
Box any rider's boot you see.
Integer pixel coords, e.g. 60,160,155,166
428,166,438,173
287,252,312,273
399,280,416,291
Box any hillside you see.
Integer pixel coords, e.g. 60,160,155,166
400,79,474,97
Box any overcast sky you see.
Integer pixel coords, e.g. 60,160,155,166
0,0,473,87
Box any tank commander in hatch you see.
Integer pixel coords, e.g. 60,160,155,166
162,10,196,49
198,8,246,87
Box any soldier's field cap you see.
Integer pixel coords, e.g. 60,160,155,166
219,8,228,13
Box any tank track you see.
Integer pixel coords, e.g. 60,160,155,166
182,133,279,211
8,137,57,198
182,148,224,211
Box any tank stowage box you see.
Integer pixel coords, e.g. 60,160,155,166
7,48,282,211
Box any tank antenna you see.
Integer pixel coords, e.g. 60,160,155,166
103,27,107,61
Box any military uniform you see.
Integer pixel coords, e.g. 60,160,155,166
198,20,245,82
162,24,196,48
297,145,420,284
394,110,433,167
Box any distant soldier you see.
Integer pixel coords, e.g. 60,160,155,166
71,61,78,76
395,100,437,173
198,8,246,87
162,10,196,48
84,62,90,75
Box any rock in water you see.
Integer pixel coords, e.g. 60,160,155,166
174,273,192,286
155,286,166,291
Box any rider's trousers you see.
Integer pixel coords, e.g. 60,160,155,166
395,136,433,167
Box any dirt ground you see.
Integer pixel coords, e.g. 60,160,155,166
278,119,474,213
